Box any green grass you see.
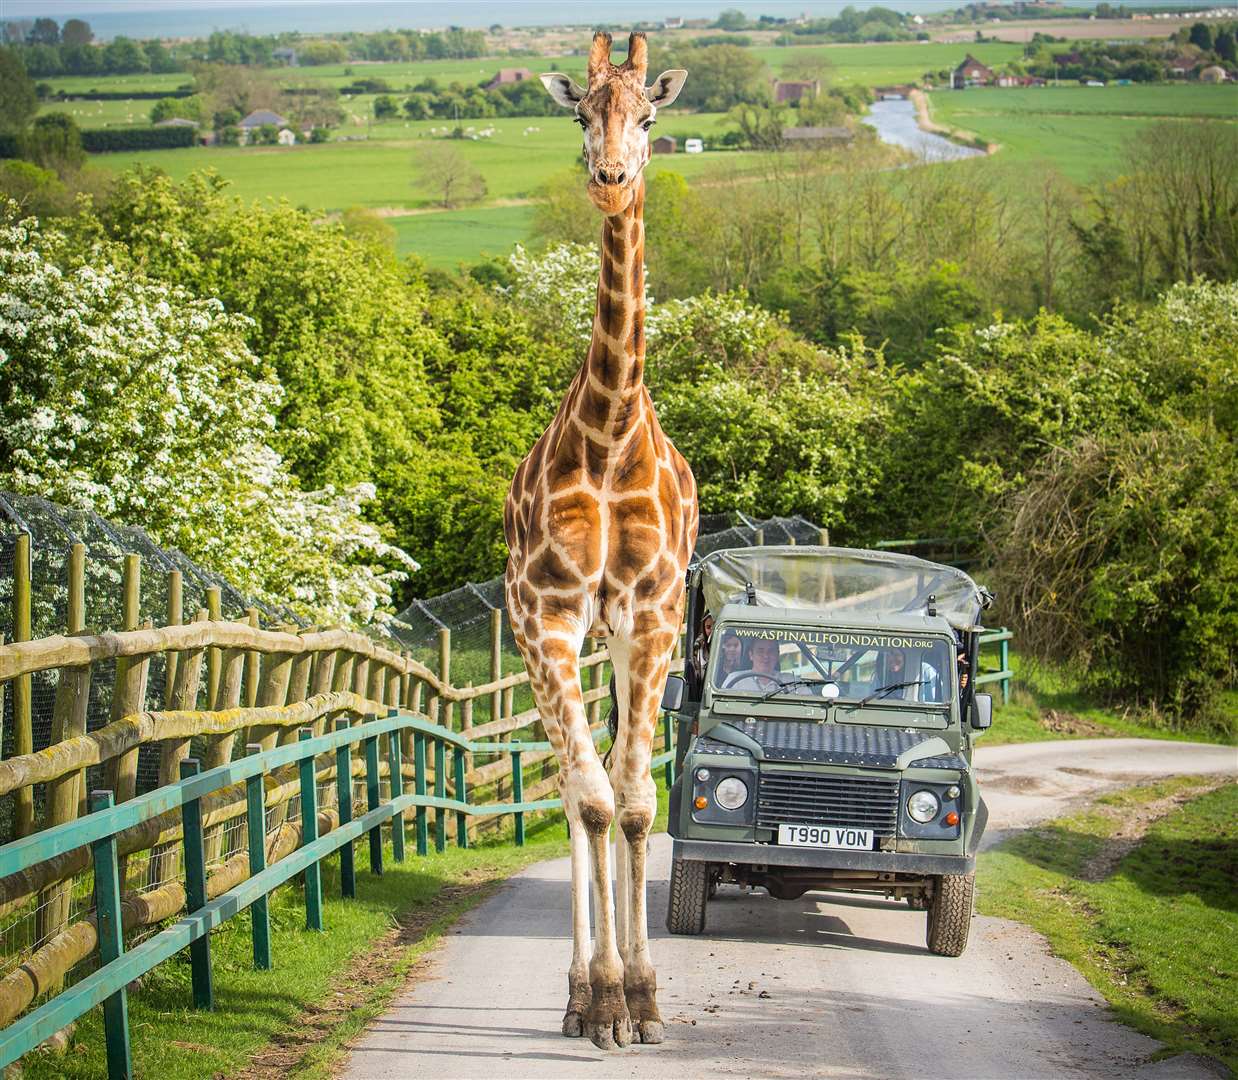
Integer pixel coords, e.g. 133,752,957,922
393,205,534,267
755,40,1027,85
983,651,1235,748
979,778,1238,1074
927,83,1238,182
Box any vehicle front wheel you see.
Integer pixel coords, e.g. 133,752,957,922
926,872,974,956
666,856,709,935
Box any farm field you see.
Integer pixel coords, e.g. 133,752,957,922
927,83,1238,182
392,205,534,266
88,111,739,211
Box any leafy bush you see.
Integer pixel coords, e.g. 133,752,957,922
993,424,1236,728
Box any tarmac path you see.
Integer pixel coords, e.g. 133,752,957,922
342,739,1234,1080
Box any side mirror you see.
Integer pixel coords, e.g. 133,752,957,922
970,692,993,730
661,675,686,713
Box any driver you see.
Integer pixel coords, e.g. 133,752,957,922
724,636,787,692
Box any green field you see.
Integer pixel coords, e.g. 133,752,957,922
393,205,534,267
927,83,1238,181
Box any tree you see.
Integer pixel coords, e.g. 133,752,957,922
340,205,396,249
1188,21,1214,51
374,93,398,119
412,143,486,208
27,18,59,46
0,211,418,624
61,19,92,47
102,36,148,74
1216,28,1237,63
151,96,202,124
0,160,70,216
23,112,85,174
715,8,748,30
0,47,37,134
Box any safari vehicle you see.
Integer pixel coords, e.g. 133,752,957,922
663,546,994,956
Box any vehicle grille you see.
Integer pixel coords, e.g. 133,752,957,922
757,772,900,836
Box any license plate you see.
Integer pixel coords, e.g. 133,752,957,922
778,824,874,850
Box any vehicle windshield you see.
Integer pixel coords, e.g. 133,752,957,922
710,625,954,706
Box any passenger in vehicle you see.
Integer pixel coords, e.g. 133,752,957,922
692,612,714,685
881,648,944,702
714,630,746,685
724,637,786,691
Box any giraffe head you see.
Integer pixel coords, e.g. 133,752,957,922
540,32,687,215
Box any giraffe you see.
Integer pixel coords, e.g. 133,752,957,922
503,31,697,1052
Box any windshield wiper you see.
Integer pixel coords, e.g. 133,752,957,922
843,679,927,711
759,678,823,703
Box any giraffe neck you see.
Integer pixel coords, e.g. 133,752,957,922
578,178,647,437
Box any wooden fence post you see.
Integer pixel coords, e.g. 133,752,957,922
38,541,89,950
12,532,32,838
244,743,272,970
297,728,324,931
205,586,222,708
334,719,356,898
244,608,260,709
163,569,182,706
438,629,452,731
180,757,213,1010
106,556,148,813
90,790,132,1080
364,726,383,875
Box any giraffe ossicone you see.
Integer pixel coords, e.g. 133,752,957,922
504,30,698,1052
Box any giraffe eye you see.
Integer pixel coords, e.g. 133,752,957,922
641,118,655,131
575,115,588,128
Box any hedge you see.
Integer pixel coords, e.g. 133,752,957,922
81,127,197,152
53,89,195,101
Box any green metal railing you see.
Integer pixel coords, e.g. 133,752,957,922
976,627,1013,704
0,708,676,1078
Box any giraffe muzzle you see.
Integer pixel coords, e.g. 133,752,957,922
593,164,627,186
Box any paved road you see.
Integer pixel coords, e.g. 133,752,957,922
343,739,1234,1080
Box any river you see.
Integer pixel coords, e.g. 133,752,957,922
861,97,985,163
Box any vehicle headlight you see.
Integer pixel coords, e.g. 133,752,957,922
907,790,940,824
714,776,749,811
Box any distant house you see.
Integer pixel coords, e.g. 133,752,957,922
277,128,296,146
1200,65,1229,83
782,125,853,147
483,68,533,91
1169,55,1200,76
773,79,819,104
663,16,683,29
652,135,678,154
240,109,288,130
953,55,994,87
273,47,298,66
997,73,1045,87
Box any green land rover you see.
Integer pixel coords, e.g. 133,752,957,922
664,545,994,956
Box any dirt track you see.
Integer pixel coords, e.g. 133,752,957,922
341,738,1234,1079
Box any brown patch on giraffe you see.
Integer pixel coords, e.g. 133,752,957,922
619,807,653,842
630,307,644,357
612,436,657,492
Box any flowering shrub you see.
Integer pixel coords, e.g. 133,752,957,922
0,211,416,626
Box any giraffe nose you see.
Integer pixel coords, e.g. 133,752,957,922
594,164,626,186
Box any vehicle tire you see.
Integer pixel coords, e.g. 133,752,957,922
926,872,974,956
667,856,708,935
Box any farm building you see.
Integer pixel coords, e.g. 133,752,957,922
783,125,854,147
1200,65,1229,83
774,79,819,103
483,68,533,90
953,55,994,87
240,109,288,130
277,129,296,146
273,47,298,66
652,135,678,154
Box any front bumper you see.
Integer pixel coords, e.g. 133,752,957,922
672,837,975,876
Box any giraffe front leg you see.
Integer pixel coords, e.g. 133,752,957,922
562,814,592,1036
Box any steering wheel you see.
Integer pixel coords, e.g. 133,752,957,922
721,669,786,690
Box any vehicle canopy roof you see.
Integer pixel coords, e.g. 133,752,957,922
698,545,989,632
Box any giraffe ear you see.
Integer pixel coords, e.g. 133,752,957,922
646,70,688,108
540,72,587,109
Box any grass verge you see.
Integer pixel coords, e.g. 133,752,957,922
984,651,1235,748
978,777,1238,1074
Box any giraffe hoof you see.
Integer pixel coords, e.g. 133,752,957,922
562,1008,586,1038
635,1018,665,1044
586,1013,633,1051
